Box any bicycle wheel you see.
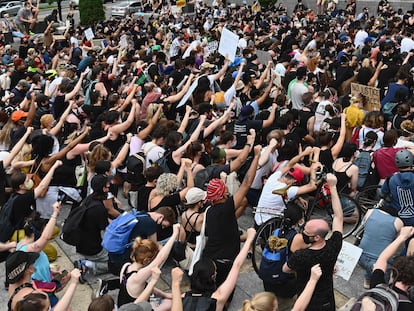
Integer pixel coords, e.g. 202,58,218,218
356,185,381,212
251,216,284,275
307,193,362,239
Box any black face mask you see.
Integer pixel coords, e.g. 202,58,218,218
302,232,314,244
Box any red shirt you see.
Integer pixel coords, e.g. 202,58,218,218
373,147,404,179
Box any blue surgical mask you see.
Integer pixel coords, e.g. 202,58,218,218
111,168,116,176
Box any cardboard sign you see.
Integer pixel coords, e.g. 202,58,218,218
335,241,363,281
84,28,95,41
176,0,186,8
351,83,380,111
218,27,239,62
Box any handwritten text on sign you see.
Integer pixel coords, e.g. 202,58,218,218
335,241,363,281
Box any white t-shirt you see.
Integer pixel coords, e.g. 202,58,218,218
251,147,279,189
400,37,414,53
255,170,299,225
395,138,414,148
314,100,332,132
354,29,368,48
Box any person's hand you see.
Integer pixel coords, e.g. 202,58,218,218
303,146,313,156
150,267,161,283
269,138,278,149
30,91,37,100
271,102,278,111
361,297,376,311
246,228,256,241
173,223,181,235
185,105,192,114
199,114,207,122
26,126,34,135
310,264,322,282
254,144,262,156
326,173,337,187
70,268,82,284
6,241,16,252
249,128,256,138
126,132,133,142
53,160,63,168
399,226,414,240
181,157,192,168
171,267,184,283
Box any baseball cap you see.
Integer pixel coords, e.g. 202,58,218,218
185,187,207,205
239,105,254,120
200,62,215,70
118,302,152,311
6,251,39,284
11,110,28,122
364,36,374,44
287,167,304,184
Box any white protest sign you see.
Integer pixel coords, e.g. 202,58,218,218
120,35,128,49
218,28,238,62
85,28,95,41
257,50,272,65
206,40,218,56
335,241,363,281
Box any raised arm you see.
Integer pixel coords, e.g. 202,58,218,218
212,228,256,309
326,173,343,234
4,127,33,168
177,105,192,134
171,268,184,311
258,138,277,168
53,269,81,311
373,226,414,273
35,161,62,199
109,101,137,135
256,79,273,107
112,133,132,169
64,70,87,102
26,202,60,252
229,130,255,173
255,61,272,89
331,113,346,160
173,115,206,160
164,74,194,103
135,268,161,303
234,145,260,207
49,101,76,137
137,104,163,140
291,264,322,311
212,58,230,81
24,92,37,128
262,102,277,128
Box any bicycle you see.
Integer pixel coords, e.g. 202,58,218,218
251,170,363,275
355,185,381,212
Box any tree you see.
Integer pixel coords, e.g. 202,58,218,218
258,0,278,8
79,0,105,26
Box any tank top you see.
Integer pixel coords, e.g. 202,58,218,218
319,149,334,172
359,209,397,258
117,263,146,307
333,161,353,194
183,211,201,245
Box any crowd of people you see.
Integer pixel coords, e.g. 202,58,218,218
2,0,414,310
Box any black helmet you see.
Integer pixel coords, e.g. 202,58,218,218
395,149,413,168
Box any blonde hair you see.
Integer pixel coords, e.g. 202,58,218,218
146,103,160,123
130,237,159,264
401,120,414,137
155,173,178,196
0,119,16,148
88,144,111,173
40,114,54,129
240,292,278,311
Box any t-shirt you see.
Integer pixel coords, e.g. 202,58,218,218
373,147,404,180
370,269,414,311
76,198,108,256
234,119,263,149
287,231,343,311
150,192,181,241
203,196,240,260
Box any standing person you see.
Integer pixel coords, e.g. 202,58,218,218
203,144,261,301
283,173,343,311
290,67,309,110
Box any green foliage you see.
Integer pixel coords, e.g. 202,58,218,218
258,0,278,8
79,0,105,26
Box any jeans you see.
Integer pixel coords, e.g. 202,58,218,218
358,252,377,280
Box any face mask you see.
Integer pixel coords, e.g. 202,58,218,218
24,179,34,190
231,140,237,148
111,168,117,176
302,232,314,245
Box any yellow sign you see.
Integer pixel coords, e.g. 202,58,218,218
351,83,380,111
176,0,186,8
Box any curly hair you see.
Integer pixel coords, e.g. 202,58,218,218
392,256,414,286
130,237,159,264
155,173,178,196
363,111,384,129
240,292,277,311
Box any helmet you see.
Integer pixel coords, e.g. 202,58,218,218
395,149,413,168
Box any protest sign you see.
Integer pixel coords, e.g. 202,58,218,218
351,83,380,111
335,241,363,281
218,28,238,62
84,28,95,41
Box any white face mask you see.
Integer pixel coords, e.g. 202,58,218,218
111,168,116,176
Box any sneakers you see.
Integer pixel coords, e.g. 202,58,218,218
95,278,109,298
74,259,88,284
363,279,370,289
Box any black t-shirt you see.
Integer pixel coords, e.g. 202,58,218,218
203,196,240,261
287,231,343,311
135,185,154,212
150,192,181,241
234,118,263,149
11,191,36,229
53,95,68,120
371,269,414,311
0,161,6,205
76,198,108,256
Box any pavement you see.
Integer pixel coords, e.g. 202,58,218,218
0,199,365,311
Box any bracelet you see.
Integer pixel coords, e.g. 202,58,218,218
246,143,252,147
126,141,131,144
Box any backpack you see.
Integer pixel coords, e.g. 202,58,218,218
126,152,146,186
354,150,379,189
182,292,217,311
350,283,411,311
144,62,160,83
0,194,19,243
60,197,101,246
194,166,215,190
381,102,400,123
258,227,297,285
351,126,362,146
102,210,147,254
154,151,172,173
83,80,98,106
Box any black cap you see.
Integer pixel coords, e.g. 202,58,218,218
6,251,39,284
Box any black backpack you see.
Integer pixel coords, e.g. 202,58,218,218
182,292,217,311
194,166,215,190
60,197,101,246
0,194,19,262
126,152,146,186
